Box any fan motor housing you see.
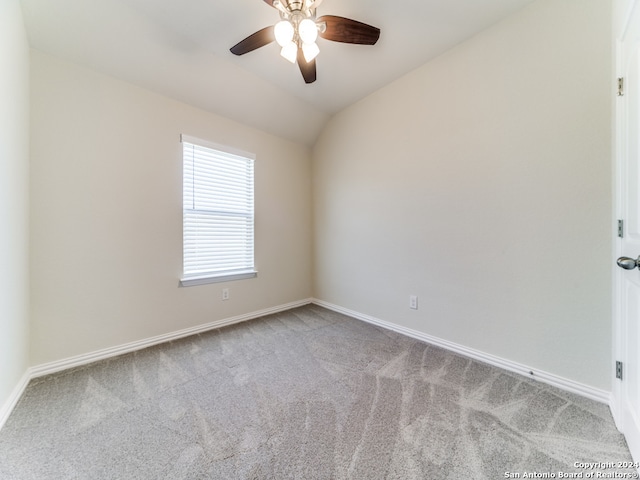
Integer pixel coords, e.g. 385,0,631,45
282,0,304,12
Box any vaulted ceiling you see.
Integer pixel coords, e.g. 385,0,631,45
20,0,536,146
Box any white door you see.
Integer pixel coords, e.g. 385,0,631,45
615,0,640,463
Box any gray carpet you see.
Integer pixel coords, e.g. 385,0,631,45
0,305,634,479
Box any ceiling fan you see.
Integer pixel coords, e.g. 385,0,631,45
230,0,380,84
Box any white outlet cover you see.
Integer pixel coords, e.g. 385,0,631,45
410,295,418,309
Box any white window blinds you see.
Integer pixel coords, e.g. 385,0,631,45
181,135,255,285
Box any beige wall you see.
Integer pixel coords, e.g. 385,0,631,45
312,0,613,390
29,51,312,365
0,0,30,412
13,0,616,397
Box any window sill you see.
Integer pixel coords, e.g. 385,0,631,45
179,270,257,287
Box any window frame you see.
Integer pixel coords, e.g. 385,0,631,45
179,134,257,287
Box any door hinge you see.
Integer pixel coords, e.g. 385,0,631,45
618,77,625,96
616,361,623,380
618,219,624,238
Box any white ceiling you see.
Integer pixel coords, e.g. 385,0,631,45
20,0,536,145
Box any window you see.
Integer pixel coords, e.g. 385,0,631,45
180,135,256,287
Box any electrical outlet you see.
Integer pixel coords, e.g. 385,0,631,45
222,288,229,301
409,295,418,310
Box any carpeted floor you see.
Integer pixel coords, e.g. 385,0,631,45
0,305,634,479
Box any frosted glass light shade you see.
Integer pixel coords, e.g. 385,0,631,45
298,18,318,43
274,20,295,47
302,41,319,62
280,42,297,63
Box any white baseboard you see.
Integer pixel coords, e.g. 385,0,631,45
2,298,612,432
0,370,31,431
0,298,313,431
312,299,612,405
30,298,313,379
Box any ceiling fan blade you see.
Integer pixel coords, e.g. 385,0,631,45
263,0,276,7
230,26,275,55
317,15,380,45
297,48,317,84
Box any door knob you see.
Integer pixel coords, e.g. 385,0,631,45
617,256,640,270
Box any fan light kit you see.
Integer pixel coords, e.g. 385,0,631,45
230,0,381,84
